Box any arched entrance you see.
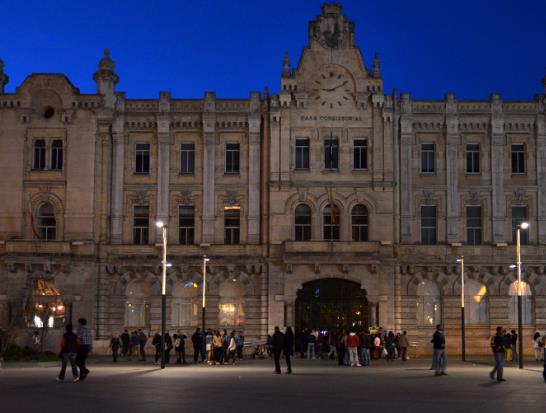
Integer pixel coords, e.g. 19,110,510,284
295,278,368,335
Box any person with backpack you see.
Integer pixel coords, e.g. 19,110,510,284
490,326,506,381
57,324,80,383
174,332,187,364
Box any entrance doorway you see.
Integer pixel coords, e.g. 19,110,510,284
295,278,368,337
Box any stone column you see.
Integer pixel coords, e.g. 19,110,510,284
490,94,505,243
247,93,261,244
393,265,402,331
156,92,171,227
445,93,460,243
400,93,414,243
202,92,216,244
110,115,125,244
536,114,546,243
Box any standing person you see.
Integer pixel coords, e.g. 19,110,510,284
130,331,140,360
385,331,396,361
372,334,382,360
227,331,237,364
222,329,229,364
205,329,214,365
346,330,361,367
76,318,92,381
359,330,371,366
394,332,401,359
337,330,346,365
110,335,121,363
271,326,285,374
191,328,203,363
510,330,518,363
533,332,544,362
57,324,80,383
284,327,294,374
164,331,173,364
307,329,316,359
213,330,223,365
236,330,245,359
138,329,148,361
431,324,447,376
490,326,506,382
178,332,187,364
152,331,162,364
120,329,130,358
398,331,409,361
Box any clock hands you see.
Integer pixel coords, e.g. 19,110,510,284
321,80,348,92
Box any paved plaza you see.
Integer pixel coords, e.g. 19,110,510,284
1,358,545,412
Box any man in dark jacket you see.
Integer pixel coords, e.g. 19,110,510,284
57,324,80,382
121,329,130,358
284,327,294,374
431,324,447,376
138,329,148,361
191,328,203,363
271,326,284,374
490,326,506,381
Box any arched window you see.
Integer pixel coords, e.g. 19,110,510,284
294,204,311,241
171,282,199,327
351,204,368,241
323,204,340,240
416,280,441,327
508,281,533,325
38,203,56,241
465,280,488,325
218,279,245,328
125,280,151,328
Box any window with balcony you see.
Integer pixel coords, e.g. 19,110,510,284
351,204,368,241
294,204,311,241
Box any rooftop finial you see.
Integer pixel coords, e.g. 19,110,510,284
282,51,291,77
93,49,119,108
373,52,381,78
0,58,9,93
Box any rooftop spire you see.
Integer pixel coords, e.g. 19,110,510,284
0,58,9,94
93,49,119,109
282,51,291,78
542,70,546,94
373,52,381,79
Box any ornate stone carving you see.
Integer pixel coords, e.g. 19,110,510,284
467,191,480,205
311,3,354,49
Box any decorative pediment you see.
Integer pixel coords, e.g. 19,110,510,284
310,3,355,49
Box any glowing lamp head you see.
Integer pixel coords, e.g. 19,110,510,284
520,222,529,230
509,264,517,269
155,220,164,228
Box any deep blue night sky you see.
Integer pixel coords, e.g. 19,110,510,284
1,0,545,100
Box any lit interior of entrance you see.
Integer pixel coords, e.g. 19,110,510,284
295,278,368,335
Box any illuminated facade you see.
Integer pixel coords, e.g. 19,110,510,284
0,4,545,356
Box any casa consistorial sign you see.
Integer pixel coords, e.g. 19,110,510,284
300,115,362,121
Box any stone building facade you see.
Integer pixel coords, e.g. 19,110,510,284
0,4,545,356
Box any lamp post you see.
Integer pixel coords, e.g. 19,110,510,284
156,220,168,369
516,221,529,369
456,256,465,361
202,255,210,332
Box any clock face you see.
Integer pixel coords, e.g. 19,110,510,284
312,67,354,108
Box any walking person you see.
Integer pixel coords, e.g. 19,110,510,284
138,329,148,361
152,331,161,364
236,330,245,359
227,331,237,364
399,331,409,361
271,326,284,374
130,331,140,360
110,335,121,363
57,324,80,383
385,331,396,361
76,318,92,381
164,331,173,364
490,326,506,382
284,327,294,373
307,329,316,359
431,324,447,376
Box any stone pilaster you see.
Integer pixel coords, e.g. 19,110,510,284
445,93,460,243
400,93,414,243
156,92,171,227
247,92,261,244
536,113,546,243
202,92,216,244
110,114,125,244
490,94,505,243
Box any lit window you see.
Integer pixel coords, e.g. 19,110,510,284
465,280,488,325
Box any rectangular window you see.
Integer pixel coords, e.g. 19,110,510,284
33,139,46,170
50,139,63,171
135,143,150,174
421,206,437,245
466,143,480,173
180,143,195,174
421,143,435,173
324,137,339,169
225,143,240,173
511,144,525,174
224,206,240,244
295,138,310,170
466,206,482,245
353,139,368,170
178,206,195,245
133,205,149,245
512,206,528,244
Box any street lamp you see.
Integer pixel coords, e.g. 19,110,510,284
456,256,465,361
515,221,529,369
202,255,210,332
156,220,168,369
